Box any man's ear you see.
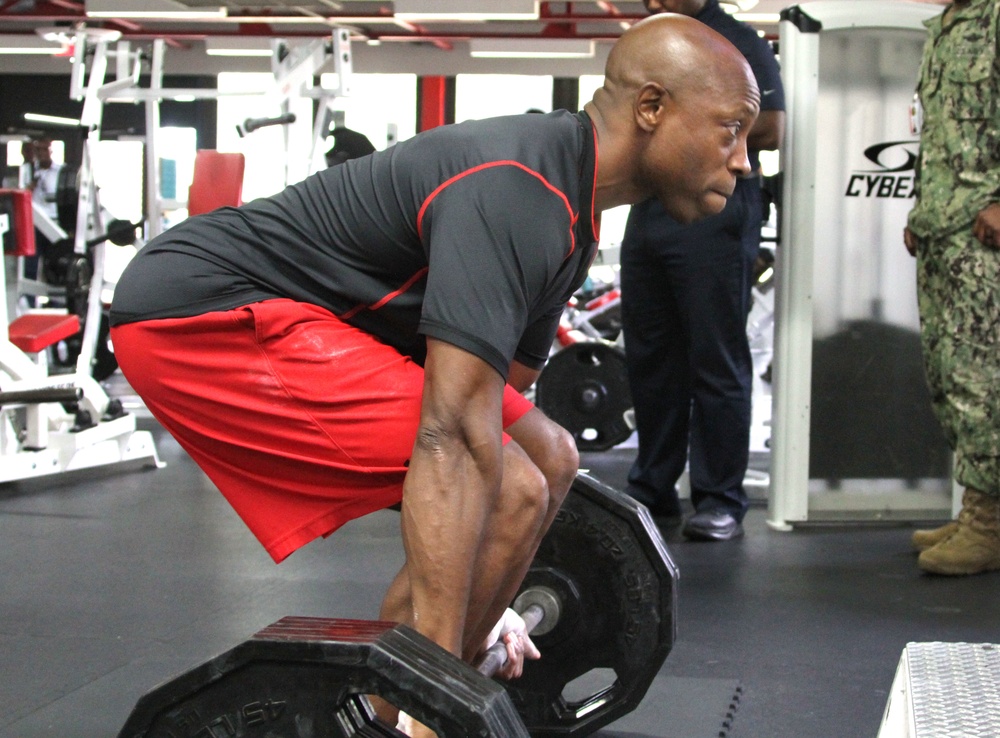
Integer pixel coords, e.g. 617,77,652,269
635,82,670,132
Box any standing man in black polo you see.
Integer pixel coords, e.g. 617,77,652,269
620,0,785,541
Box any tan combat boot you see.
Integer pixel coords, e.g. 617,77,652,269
911,520,959,552
918,489,1000,576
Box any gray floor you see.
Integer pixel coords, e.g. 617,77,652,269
2,405,999,738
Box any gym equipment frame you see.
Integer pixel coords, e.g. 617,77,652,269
1,189,161,483
768,1,954,529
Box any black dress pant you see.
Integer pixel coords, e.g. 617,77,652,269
619,177,761,521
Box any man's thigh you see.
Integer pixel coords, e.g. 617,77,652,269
111,299,537,561
111,299,424,560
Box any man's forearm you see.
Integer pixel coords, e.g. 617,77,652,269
747,109,785,153
400,431,502,656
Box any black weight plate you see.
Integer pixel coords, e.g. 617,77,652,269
535,342,633,452
117,617,529,738
52,311,118,382
504,473,678,736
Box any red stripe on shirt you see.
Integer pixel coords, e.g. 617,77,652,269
339,266,430,321
590,124,601,242
416,160,578,259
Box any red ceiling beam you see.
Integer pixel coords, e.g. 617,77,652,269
594,2,625,16
45,0,84,10
390,17,453,51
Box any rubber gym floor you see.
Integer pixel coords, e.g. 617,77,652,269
2,383,998,738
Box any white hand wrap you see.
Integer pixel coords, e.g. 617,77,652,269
484,607,527,651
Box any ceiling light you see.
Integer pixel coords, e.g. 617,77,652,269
0,35,66,54
25,113,81,127
395,0,539,22
734,13,781,23
469,38,595,59
37,26,122,44
36,27,75,45
205,37,274,57
85,0,226,19
720,0,759,11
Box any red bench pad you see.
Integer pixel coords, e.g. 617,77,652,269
8,313,81,353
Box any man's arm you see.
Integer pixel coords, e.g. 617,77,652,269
400,337,506,657
507,359,542,394
746,109,785,153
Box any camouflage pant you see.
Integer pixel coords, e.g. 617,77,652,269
916,229,1000,496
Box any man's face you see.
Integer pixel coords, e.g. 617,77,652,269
643,0,708,17
32,141,53,169
638,81,760,224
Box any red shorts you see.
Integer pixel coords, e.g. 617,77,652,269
110,299,534,563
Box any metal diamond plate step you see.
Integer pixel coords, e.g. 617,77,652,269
879,642,1000,738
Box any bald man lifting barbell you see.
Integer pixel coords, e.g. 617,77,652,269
108,14,759,737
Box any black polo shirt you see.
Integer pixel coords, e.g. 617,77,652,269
111,110,600,377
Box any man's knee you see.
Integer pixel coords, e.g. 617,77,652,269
506,409,579,509
544,424,579,503
496,452,550,537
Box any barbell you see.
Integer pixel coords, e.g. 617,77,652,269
116,473,678,737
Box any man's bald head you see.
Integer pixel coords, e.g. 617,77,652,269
602,13,757,111
585,13,761,221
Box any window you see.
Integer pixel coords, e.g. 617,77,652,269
455,75,553,121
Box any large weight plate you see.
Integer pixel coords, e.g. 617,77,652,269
504,473,679,736
535,342,633,452
117,618,528,738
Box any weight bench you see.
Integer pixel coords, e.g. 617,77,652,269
9,311,81,369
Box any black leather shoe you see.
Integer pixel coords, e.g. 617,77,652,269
682,510,744,541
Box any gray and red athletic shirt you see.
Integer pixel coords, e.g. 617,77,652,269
110,110,600,377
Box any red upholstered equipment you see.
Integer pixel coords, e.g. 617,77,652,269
3,189,79,352
8,313,80,353
0,188,36,257
187,151,245,216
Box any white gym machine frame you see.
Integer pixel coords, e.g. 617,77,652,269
1,29,154,481
767,1,955,530
1,25,167,483
1,212,162,482
0,26,358,484
67,26,354,240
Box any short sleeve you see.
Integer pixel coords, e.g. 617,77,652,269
418,163,577,377
516,309,562,370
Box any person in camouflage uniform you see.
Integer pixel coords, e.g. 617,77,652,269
904,0,1000,575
